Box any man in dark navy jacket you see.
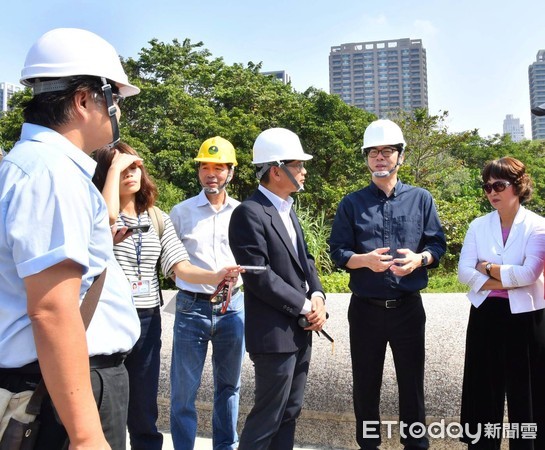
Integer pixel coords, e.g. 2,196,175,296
229,127,327,450
330,120,446,450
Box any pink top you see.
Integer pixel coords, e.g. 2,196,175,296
489,226,511,299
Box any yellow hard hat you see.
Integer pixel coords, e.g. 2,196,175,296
194,136,238,166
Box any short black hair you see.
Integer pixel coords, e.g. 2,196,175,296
23,76,116,128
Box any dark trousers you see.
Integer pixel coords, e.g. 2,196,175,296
460,298,545,450
0,364,129,450
349,292,428,450
238,342,312,450
124,306,163,450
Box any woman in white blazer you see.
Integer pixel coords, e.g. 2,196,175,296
458,157,545,449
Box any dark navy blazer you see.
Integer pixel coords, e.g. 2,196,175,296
229,189,324,354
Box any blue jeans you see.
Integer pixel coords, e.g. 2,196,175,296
125,306,163,450
170,290,245,450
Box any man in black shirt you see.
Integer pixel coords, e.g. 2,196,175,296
330,119,446,450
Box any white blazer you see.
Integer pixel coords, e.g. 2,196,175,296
458,206,545,313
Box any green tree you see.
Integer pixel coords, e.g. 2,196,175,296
0,89,31,151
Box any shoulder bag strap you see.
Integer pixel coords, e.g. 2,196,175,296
148,206,166,306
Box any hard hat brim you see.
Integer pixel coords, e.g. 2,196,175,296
117,83,140,97
252,152,313,165
194,157,238,167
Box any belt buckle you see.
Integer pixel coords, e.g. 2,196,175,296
385,299,397,309
211,279,234,313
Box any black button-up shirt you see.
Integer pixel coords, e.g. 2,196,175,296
329,180,446,298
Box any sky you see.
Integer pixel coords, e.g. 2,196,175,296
1,0,543,139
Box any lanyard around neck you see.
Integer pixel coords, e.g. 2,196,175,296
120,213,144,279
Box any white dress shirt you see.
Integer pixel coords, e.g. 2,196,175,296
170,189,240,294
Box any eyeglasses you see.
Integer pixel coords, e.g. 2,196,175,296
112,93,125,107
284,161,305,172
365,147,398,158
93,92,125,107
482,181,511,194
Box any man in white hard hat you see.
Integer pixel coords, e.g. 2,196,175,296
0,28,140,449
170,137,245,450
229,127,327,449
329,119,446,450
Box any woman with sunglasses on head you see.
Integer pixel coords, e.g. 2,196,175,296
458,156,545,449
93,142,240,450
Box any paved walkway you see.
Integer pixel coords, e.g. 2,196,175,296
147,291,490,449
127,431,310,449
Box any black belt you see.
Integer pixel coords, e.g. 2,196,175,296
0,352,129,375
357,292,418,309
181,288,240,303
89,352,129,369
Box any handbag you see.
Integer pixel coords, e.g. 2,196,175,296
0,269,107,449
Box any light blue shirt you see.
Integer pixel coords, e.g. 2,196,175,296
170,189,241,294
0,123,140,368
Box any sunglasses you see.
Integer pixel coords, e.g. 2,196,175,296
482,181,511,194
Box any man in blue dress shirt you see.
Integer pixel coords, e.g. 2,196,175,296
330,119,446,450
0,28,141,449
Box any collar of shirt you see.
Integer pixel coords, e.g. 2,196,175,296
20,123,97,179
258,185,297,252
370,179,403,198
196,189,238,210
258,184,294,212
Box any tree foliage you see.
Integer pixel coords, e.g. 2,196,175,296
2,37,545,277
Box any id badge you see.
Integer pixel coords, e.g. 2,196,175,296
130,278,152,296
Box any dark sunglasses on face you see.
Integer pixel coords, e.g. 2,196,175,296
482,180,511,194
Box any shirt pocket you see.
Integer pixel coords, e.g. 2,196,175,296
393,215,422,248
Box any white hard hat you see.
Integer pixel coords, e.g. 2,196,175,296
20,28,140,97
362,119,406,150
252,128,313,165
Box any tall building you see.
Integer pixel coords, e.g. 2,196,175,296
503,114,525,142
329,38,428,117
262,70,291,84
529,50,545,140
0,82,23,112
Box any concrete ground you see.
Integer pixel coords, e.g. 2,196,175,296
148,291,511,449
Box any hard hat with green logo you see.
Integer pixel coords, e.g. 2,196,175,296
194,136,238,166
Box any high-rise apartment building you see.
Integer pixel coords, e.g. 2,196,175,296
0,82,23,112
503,114,525,142
329,38,428,117
529,50,545,140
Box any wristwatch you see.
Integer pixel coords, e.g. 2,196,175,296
485,262,492,276
421,254,429,267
